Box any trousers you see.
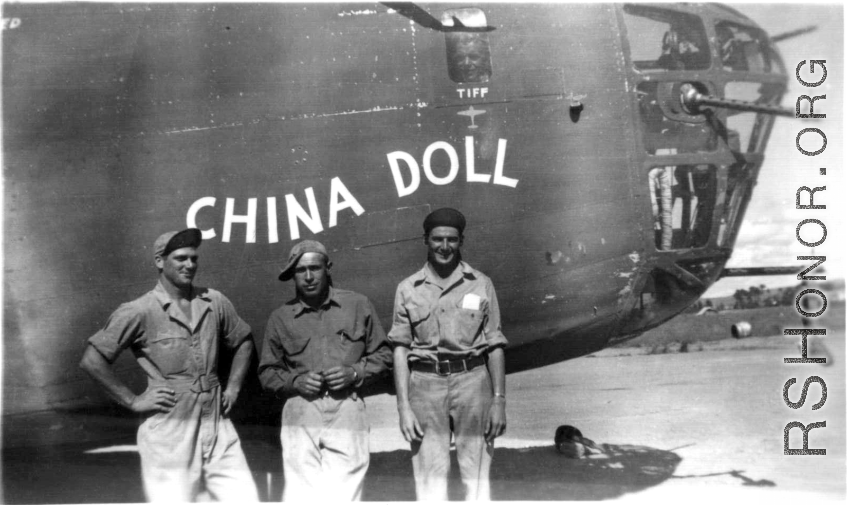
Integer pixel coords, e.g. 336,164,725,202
280,394,370,501
408,365,494,501
137,388,258,502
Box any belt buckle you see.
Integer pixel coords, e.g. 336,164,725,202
191,374,208,393
435,360,449,376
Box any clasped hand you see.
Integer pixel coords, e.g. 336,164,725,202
294,366,356,396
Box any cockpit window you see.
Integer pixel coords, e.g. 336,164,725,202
442,8,492,83
623,4,710,71
715,22,772,73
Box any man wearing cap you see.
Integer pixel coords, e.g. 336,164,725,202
388,208,507,501
258,240,392,501
79,229,258,502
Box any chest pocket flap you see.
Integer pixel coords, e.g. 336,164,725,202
407,305,431,328
280,334,310,356
336,327,364,342
147,331,189,375
454,297,487,346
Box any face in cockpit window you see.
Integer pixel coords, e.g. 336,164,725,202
447,33,492,83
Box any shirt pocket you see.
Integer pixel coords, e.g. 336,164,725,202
407,305,433,346
147,331,190,375
454,303,485,347
280,334,311,357
336,326,365,364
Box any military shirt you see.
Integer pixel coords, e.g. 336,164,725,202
387,261,507,362
87,281,255,487
88,281,251,381
258,287,392,398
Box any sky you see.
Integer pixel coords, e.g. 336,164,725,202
702,3,844,297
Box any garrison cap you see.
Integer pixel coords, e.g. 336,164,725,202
423,207,466,235
154,228,202,258
279,240,329,281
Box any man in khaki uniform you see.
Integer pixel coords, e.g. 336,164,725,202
80,228,258,502
389,208,507,500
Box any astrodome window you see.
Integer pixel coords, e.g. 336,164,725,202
442,8,492,83
623,4,710,71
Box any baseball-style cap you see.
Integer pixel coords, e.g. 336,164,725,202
423,207,466,235
279,240,329,281
154,228,202,258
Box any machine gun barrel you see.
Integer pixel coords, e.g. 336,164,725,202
719,266,799,278
680,83,795,117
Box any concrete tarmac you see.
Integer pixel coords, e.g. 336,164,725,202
3,332,844,502
364,333,846,501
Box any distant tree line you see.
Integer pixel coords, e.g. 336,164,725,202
686,283,802,313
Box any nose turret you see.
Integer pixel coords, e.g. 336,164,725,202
614,4,790,341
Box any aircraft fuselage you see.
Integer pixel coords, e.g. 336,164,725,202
3,3,787,416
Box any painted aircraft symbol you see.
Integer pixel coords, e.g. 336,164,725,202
458,105,486,129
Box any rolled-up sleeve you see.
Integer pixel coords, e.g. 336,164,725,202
386,283,413,348
257,313,298,398
483,279,508,350
217,294,251,350
87,303,143,363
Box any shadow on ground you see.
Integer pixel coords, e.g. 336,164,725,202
2,438,144,504
364,443,683,501
3,407,681,504
3,440,681,503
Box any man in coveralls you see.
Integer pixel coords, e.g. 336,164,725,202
388,208,507,500
79,228,258,502
258,240,392,501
